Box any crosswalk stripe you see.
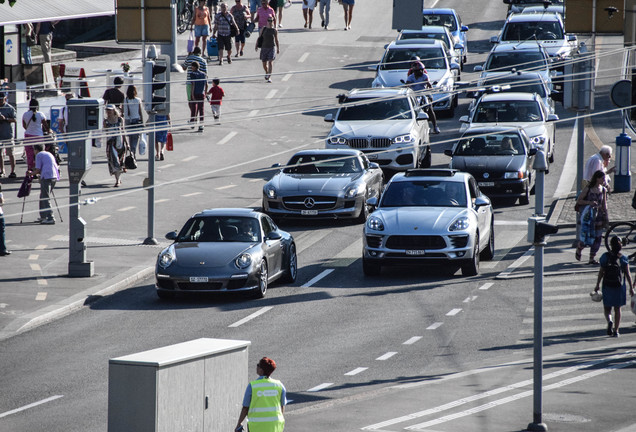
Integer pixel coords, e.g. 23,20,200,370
520,324,602,335
522,313,600,323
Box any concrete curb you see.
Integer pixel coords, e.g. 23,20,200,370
0,265,154,342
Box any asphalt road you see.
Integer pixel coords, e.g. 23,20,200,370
1,0,635,431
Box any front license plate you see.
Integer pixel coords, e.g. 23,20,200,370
189,276,209,283
478,182,494,187
301,210,318,216
406,250,426,256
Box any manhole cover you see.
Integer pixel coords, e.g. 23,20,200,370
543,412,591,423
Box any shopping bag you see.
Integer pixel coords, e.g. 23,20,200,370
139,133,148,156
187,30,195,53
124,152,138,170
166,132,174,151
631,296,636,315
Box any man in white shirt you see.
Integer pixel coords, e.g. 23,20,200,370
583,145,615,188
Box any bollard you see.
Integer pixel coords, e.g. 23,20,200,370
614,133,631,192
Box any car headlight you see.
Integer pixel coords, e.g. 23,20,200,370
449,216,470,231
328,136,347,145
504,171,524,179
392,134,414,144
264,185,277,199
345,185,362,198
235,253,252,269
530,135,547,147
158,245,176,269
367,216,384,231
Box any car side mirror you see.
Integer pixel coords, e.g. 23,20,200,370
324,113,334,122
567,34,577,42
417,111,429,121
271,163,281,168
473,65,483,72
461,25,469,32
444,149,454,157
368,65,379,71
459,115,469,123
490,36,499,44
369,162,380,169
528,148,538,156
366,196,378,209
450,62,460,71
267,231,282,240
454,42,464,50
474,196,490,207
547,114,559,122
166,231,178,241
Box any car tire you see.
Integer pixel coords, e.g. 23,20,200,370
519,184,530,205
548,144,555,163
356,196,370,224
281,243,297,283
461,234,479,276
480,221,495,261
156,290,176,300
254,259,268,298
363,257,381,276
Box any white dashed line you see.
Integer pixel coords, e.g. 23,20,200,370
161,163,175,169
0,395,64,419
479,282,494,290
182,156,198,162
228,306,273,328
37,279,47,286
29,263,41,271
463,296,478,303
217,131,237,145
446,308,462,316
427,322,443,330
249,178,262,182
282,73,293,81
183,192,203,197
376,352,397,361
301,269,334,287
307,383,333,392
93,215,110,222
403,336,422,345
117,206,136,212
35,292,47,301
216,184,237,190
35,244,48,250
345,367,368,376
298,52,309,63
155,199,170,203
265,89,278,99
28,254,38,260
248,110,259,117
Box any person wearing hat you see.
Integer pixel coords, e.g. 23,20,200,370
0,91,17,179
102,76,126,114
405,63,440,134
235,357,286,432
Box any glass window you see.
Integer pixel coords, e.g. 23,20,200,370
337,97,413,121
380,180,467,207
455,133,525,156
177,216,261,242
485,51,547,71
261,216,274,237
382,47,447,70
423,13,458,32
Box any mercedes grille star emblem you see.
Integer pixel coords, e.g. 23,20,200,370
304,197,316,208
483,173,490,179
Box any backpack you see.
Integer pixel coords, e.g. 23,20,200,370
604,254,623,288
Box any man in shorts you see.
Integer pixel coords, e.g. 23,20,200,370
213,2,240,65
0,91,17,178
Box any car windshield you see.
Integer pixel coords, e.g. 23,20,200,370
517,0,563,4
423,13,458,31
400,32,451,48
283,154,362,174
484,51,547,71
454,133,526,156
381,180,467,207
484,77,548,97
337,97,413,121
473,100,542,123
177,216,261,243
381,47,447,70
501,21,564,41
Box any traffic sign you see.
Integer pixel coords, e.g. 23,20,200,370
116,0,172,43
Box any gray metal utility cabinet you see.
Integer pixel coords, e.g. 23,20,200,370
108,338,251,432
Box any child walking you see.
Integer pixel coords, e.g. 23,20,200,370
207,78,225,121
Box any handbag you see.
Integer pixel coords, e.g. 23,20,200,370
574,187,589,212
187,30,195,53
224,15,237,37
245,21,255,38
256,35,263,48
124,151,137,170
26,33,37,47
166,132,174,151
139,133,148,156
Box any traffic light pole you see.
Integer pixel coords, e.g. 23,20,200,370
143,111,158,245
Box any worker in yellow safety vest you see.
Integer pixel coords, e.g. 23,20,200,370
235,356,287,432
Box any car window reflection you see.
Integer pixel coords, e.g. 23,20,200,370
178,217,261,243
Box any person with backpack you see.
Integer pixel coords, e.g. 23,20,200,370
594,235,634,337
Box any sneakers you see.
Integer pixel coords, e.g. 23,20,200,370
8,172,16,178
0,250,11,256
41,218,55,225
198,126,204,132
321,19,325,27
607,321,614,336
433,126,441,134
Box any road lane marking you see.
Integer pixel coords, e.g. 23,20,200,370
553,120,578,198
426,322,443,330
363,352,636,431
494,220,528,226
282,73,292,81
297,230,331,255
28,254,38,260
249,178,262,182
463,296,478,303
216,184,237,190
0,395,64,419
326,238,362,267
93,215,110,222
522,313,599,323
228,306,273,328
182,156,198,162
183,192,203,197
37,279,47,286
117,206,136,212
35,244,48,250
30,263,41,271
265,89,278,99
376,352,397,361
218,131,238,145
482,230,526,269
298,52,309,63
35,292,47,300
403,336,422,345
160,163,175,169
302,269,334,287
479,282,493,290
344,367,368,376
496,248,533,278
248,110,259,117
248,199,262,208
307,383,333,392
446,308,462,316
520,324,602,334
156,198,170,203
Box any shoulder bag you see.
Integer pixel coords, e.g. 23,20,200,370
224,14,238,37
574,187,589,213
124,150,137,170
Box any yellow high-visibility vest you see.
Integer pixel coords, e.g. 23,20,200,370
247,377,285,432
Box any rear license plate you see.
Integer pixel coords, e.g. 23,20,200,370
189,276,209,283
301,210,318,216
478,182,494,187
406,250,426,256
